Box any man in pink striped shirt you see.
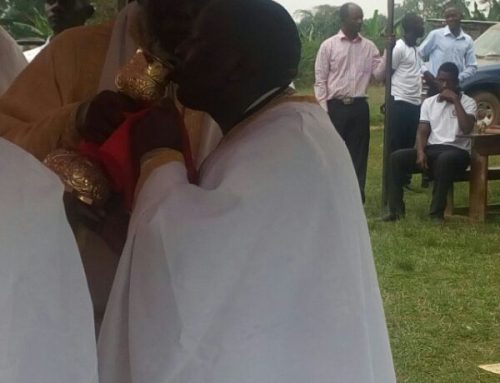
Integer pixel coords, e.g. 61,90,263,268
314,2,385,202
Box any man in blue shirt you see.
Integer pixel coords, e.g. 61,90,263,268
419,4,477,90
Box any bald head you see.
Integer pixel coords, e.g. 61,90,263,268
45,0,94,35
206,0,300,88
174,0,301,129
339,2,363,38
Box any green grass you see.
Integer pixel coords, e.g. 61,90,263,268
368,130,500,383
299,84,500,382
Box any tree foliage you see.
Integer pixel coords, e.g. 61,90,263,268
0,0,118,40
294,5,387,88
0,0,50,39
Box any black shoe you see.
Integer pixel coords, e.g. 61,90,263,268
430,214,444,223
381,213,403,222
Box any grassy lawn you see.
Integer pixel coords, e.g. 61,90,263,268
300,84,500,382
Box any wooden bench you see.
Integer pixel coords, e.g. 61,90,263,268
445,166,500,216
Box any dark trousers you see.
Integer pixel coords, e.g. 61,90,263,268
327,98,370,202
388,145,470,218
388,100,420,154
389,100,421,186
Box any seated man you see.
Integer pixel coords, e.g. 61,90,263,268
97,1,396,382
0,138,96,383
384,62,476,222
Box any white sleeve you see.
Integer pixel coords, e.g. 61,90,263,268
462,96,477,118
420,99,431,123
392,42,403,70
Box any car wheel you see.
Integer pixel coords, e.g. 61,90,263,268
471,91,500,127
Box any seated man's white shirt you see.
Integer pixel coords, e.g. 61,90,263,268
420,93,476,151
0,138,97,383
98,100,396,383
391,38,422,105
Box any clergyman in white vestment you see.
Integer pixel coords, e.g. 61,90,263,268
0,138,97,383
98,1,397,382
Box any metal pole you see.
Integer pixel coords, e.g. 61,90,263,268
381,0,395,210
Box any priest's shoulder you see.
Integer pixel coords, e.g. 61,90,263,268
49,22,113,52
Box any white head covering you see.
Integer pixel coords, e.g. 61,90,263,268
0,138,97,383
0,26,27,95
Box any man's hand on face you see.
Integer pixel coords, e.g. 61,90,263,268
416,150,428,170
423,71,438,88
131,98,184,162
438,88,459,103
76,90,142,144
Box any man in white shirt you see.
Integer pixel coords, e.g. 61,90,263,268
98,0,397,382
389,13,424,155
384,62,476,222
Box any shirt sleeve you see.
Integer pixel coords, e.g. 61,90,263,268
391,42,402,71
371,43,386,81
458,39,478,82
0,36,82,160
418,30,435,62
314,40,331,109
420,99,430,123
462,96,477,118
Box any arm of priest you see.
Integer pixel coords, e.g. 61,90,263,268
0,24,111,160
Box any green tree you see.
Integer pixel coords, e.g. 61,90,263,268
295,4,339,43
0,0,50,40
294,5,388,89
294,4,340,89
479,0,500,19
0,0,118,40
90,0,118,24
399,0,472,18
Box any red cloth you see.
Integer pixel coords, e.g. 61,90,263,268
79,107,197,209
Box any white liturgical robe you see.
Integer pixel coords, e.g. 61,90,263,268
0,26,27,95
98,97,396,383
0,138,97,383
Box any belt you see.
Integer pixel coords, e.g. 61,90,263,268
330,97,367,105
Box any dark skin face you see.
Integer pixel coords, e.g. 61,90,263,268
174,5,260,133
404,17,424,47
341,4,363,40
444,7,461,35
137,0,211,63
45,0,94,35
436,70,459,95
174,10,236,112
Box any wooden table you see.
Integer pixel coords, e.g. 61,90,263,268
465,132,500,221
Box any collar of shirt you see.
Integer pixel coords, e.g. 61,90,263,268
443,25,465,40
337,29,362,43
